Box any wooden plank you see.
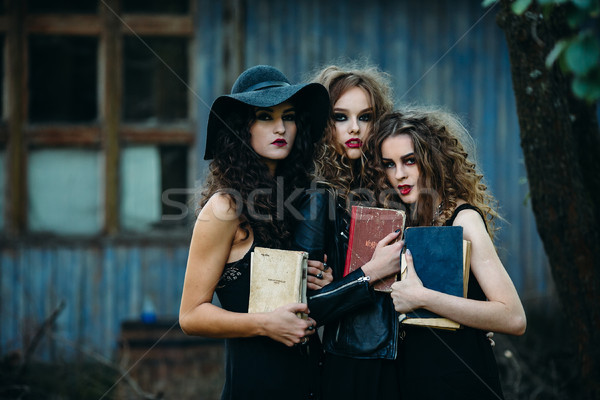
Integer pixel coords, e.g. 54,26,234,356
121,15,193,37
6,0,26,234
120,126,195,144
0,16,8,32
25,15,102,36
0,124,8,143
100,0,122,235
221,0,245,92
25,126,101,146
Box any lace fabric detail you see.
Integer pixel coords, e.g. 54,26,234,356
217,264,244,288
216,243,254,289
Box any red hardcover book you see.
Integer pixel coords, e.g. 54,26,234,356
343,206,406,292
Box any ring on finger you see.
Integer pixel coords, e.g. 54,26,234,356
323,262,329,271
316,271,324,279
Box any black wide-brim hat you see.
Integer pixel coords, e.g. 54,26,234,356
204,65,330,160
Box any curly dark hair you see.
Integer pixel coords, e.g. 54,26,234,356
200,102,315,248
364,108,499,239
310,64,393,208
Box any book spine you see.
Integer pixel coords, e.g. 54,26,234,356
343,206,358,277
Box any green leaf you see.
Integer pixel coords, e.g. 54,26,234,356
572,76,589,97
572,74,600,102
546,39,569,68
481,0,498,7
558,49,571,72
591,0,600,15
572,0,593,10
565,34,600,75
566,6,588,28
512,0,533,14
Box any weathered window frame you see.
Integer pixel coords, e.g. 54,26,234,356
0,0,195,238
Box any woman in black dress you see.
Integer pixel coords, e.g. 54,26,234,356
179,65,332,400
367,108,527,399
293,64,406,400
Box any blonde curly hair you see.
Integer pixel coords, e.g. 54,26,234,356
310,64,394,207
364,107,499,239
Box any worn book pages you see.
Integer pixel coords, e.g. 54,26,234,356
248,247,308,318
343,206,406,292
398,226,471,330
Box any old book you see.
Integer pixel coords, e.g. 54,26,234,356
343,205,406,292
248,247,308,318
398,226,471,330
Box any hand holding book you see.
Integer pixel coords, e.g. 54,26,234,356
260,303,317,347
391,226,471,330
389,248,425,313
306,256,333,290
343,206,406,292
360,231,404,286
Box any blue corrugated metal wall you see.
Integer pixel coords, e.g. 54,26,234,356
0,0,553,361
1,245,189,359
197,0,552,296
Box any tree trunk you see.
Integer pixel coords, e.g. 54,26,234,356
497,2,600,398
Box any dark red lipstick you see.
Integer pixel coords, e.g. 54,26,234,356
398,185,412,196
272,139,287,147
345,138,362,148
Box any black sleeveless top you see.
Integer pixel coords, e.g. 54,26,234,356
398,204,505,400
215,242,320,400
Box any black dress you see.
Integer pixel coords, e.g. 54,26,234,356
397,204,505,400
215,242,321,400
293,189,403,400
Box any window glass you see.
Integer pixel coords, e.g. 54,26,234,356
0,35,4,120
123,37,188,123
0,150,4,231
120,146,161,231
27,0,98,14
121,0,189,14
29,35,98,123
28,149,103,234
160,145,188,223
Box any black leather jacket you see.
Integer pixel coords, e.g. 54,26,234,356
293,188,400,360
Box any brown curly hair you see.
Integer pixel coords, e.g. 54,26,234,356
310,64,393,207
199,102,315,248
364,108,499,239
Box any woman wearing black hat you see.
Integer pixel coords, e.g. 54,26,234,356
179,65,331,400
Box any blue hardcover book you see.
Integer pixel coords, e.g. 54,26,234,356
399,226,471,330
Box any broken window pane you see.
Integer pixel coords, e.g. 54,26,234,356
28,149,103,234
120,146,161,231
160,145,189,222
120,145,189,231
29,35,98,123
123,37,188,123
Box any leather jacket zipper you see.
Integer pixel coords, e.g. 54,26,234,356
309,275,371,300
